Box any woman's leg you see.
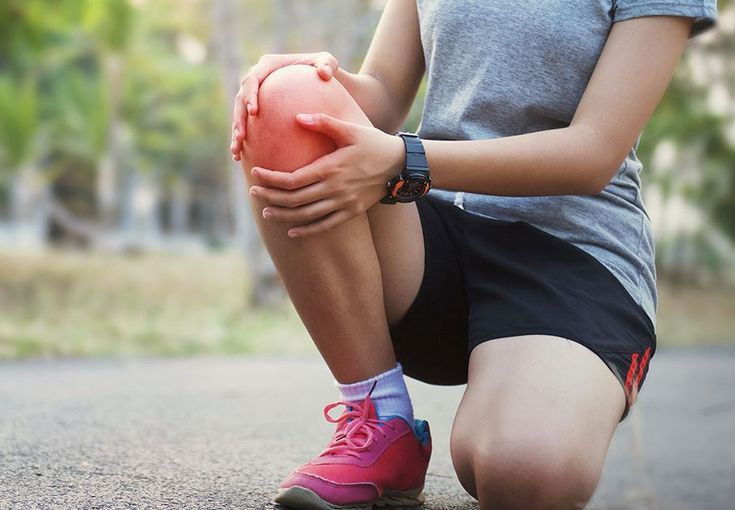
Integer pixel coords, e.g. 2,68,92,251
450,335,625,509
241,65,424,383
246,65,432,510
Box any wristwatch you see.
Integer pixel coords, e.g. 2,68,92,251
380,132,431,204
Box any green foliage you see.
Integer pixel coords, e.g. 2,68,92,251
638,13,735,242
81,0,134,52
123,54,225,176
45,70,109,161
0,0,229,219
0,0,732,254
0,76,38,170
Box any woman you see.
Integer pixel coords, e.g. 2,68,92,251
229,1,717,508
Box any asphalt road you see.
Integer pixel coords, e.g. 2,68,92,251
1,349,734,509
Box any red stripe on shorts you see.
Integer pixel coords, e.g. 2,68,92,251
625,353,639,394
634,346,652,391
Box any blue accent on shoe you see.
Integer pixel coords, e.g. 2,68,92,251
378,414,413,428
413,419,430,445
364,414,429,443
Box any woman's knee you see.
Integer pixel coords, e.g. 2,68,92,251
242,64,370,174
451,425,601,509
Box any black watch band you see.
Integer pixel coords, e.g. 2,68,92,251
380,132,431,204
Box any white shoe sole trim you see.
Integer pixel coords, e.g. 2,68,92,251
273,485,425,510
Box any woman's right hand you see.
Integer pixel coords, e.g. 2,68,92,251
229,52,340,161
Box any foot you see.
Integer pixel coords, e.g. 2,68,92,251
274,390,432,509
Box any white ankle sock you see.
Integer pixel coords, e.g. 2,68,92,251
335,362,414,426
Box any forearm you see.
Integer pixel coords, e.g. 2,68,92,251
334,68,406,134
423,124,621,197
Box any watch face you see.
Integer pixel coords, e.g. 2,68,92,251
395,177,430,202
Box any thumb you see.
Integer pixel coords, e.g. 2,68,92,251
295,113,355,145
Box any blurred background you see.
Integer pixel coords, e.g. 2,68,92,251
0,0,733,360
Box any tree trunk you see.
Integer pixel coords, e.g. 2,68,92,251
97,55,124,230
10,163,50,248
117,168,162,250
169,174,191,237
212,0,282,307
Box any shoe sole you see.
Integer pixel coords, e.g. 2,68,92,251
274,485,425,510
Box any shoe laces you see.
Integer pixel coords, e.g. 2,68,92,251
320,382,396,459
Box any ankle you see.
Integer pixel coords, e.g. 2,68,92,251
335,362,415,425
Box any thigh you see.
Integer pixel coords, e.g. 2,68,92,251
382,194,470,385
366,200,424,329
450,335,625,503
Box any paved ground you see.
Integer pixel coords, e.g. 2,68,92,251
0,348,734,510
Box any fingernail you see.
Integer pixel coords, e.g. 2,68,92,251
249,187,257,197
296,113,313,124
251,167,259,176
288,230,300,238
262,208,271,219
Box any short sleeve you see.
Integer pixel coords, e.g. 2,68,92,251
611,0,719,38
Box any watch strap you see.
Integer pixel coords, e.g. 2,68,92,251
380,132,430,204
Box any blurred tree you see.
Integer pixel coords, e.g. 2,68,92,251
0,1,51,245
0,76,48,244
0,0,731,290
212,0,282,307
83,0,133,230
639,1,735,282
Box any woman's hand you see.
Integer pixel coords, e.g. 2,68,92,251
230,52,339,161
249,113,405,238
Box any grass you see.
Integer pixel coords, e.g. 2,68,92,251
0,251,316,359
0,251,733,359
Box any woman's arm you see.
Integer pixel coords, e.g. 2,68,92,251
333,0,425,133
424,15,693,196
250,15,696,237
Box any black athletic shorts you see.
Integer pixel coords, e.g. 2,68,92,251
388,192,656,419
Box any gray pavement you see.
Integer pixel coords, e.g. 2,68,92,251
0,349,734,509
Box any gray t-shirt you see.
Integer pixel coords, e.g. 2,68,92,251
416,0,718,325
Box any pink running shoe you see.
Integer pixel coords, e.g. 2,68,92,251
274,389,432,509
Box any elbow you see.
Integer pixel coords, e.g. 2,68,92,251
577,142,627,195
583,161,621,195
584,167,615,195
570,124,627,195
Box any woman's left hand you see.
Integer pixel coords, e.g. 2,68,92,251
249,113,404,238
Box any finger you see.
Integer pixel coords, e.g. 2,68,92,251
243,59,279,116
316,65,332,80
230,127,239,155
231,145,242,161
288,210,353,238
251,155,336,190
250,181,330,208
261,198,340,224
245,54,311,116
251,166,323,191
313,52,338,80
230,135,240,156
231,99,244,146
232,91,248,143
295,113,355,145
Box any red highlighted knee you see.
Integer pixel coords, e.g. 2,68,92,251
243,64,369,172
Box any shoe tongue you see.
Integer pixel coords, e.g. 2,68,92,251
362,396,379,420
339,396,378,429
